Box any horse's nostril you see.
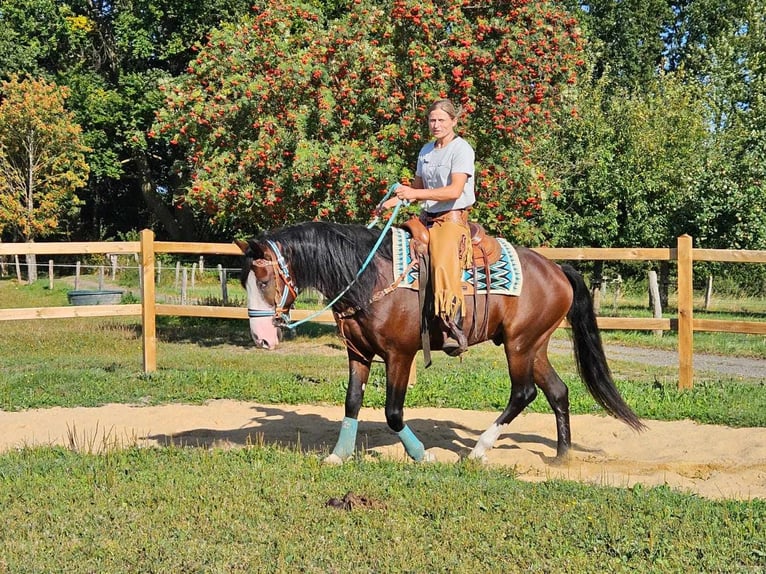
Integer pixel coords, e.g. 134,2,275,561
255,338,275,350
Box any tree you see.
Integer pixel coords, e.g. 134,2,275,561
154,0,586,242
663,0,752,74
562,0,674,90
555,1,766,255
0,75,90,282
543,71,707,248
0,0,67,75
685,0,766,252
0,0,255,241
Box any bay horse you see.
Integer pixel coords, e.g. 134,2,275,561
236,221,644,464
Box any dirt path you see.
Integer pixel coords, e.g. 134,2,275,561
549,338,766,380
2,400,765,501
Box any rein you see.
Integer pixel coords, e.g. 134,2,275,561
248,184,407,330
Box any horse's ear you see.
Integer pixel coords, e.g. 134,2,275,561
235,238,266,259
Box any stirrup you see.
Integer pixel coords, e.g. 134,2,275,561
442,319,468,357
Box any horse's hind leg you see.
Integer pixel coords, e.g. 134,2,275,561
324,352,372,464
468,344,537,462
533,347,571,459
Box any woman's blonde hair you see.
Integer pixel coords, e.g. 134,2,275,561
428,98,462,120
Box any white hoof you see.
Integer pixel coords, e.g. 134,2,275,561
466,451,489,465
323,453,344,465
419,450,436,463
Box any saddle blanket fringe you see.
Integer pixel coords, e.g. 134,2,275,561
391,227,523,296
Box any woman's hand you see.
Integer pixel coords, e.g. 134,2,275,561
378,185,414,211
380,196,400,211
394,185,417,202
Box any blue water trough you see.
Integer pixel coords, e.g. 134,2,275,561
67,290,124,306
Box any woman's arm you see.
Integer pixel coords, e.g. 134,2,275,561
394,172,468,203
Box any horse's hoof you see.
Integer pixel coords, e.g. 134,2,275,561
419,450,436,463
466,452,489,465
551,451,571,466
323,453,344,465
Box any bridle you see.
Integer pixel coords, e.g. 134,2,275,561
245,184,406,331
247,240,298,326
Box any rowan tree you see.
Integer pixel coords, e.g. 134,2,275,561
0,75,90,281
153,0,585,241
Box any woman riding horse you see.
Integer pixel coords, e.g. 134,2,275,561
237,221,644,464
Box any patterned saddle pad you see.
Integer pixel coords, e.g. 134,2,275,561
391,227,523,296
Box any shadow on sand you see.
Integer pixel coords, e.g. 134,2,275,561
146,404,597,465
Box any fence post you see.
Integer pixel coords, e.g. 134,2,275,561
181,267,188,305
677,234,694,389
648,270,663,337
704,275,713,310
140,229,157,373
218,264,228,304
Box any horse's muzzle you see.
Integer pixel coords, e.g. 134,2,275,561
249,316,280,350
252,336,276,350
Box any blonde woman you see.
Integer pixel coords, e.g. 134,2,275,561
383,98,475,356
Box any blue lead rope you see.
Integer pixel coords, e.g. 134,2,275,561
280,183,407,331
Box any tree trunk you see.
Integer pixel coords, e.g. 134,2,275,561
135,152,187,240
25,131,37,284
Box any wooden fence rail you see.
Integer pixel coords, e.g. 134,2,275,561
1,231,764,389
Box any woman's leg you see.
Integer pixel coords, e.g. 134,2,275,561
428,219,471,355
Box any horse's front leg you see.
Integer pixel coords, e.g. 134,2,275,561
385,353,435,462
324,352,371,464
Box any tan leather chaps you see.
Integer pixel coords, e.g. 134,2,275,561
421,209,472,322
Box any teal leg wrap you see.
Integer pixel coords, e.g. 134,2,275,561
398,425,426,461
332,417,359,459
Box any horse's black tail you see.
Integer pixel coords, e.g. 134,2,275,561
560,264,646,432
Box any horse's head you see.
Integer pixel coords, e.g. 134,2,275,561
236,238,298,350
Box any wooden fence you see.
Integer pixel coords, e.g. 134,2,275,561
1,230,764,389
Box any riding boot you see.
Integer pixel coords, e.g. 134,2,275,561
442,312,468,357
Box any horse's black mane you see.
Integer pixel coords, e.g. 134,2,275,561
253,221,393,311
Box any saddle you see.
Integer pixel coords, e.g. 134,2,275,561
400,215,503,267
399,215,502,367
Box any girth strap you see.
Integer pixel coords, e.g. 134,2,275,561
467,243,492,344
418,251,432,368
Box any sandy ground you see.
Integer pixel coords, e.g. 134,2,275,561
2,399,765,501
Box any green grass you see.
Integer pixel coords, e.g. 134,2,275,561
1,278,765,571
1,446,764,573
1,315,765,426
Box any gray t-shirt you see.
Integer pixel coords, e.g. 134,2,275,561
415,136,475,213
